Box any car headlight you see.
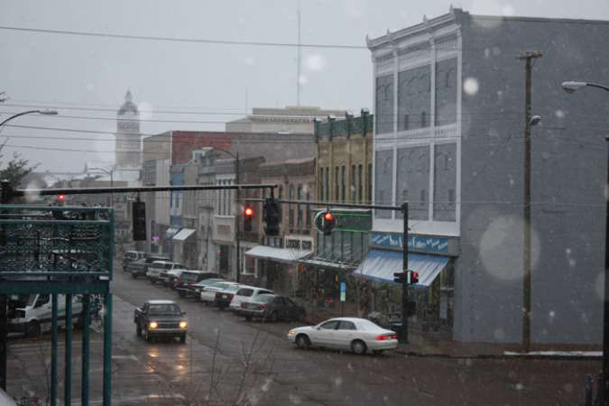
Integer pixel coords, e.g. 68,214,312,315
149,321,158,329
287,330,296,337
179,321,188,329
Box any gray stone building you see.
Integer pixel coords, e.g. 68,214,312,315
363,8,609,345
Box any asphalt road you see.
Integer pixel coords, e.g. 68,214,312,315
6,266,602,405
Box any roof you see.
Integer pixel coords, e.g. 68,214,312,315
147,300,176,305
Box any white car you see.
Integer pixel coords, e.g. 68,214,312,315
199,281,239,304
229,286,274,314
146,261,187,284
287,317,398,355
9,293,84,337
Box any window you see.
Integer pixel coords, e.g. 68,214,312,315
367,163,372,204
398,65,431,131
319,168,324,201
334,166,339,202
297,185,303,231
288,185,294,231
338,321,356,330
396,146,430,220
325,167,330,201
435,57,458,126
350,164,356,202
375,150,393,218
320,320,339,330
358,164,363,203
433,143,457,221
375,74,394,134
341,165,346,202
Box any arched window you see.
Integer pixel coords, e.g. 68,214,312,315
334,166,339,202
297,185,303,231
350,165,356,202
358,164,363,203
305,189,312,231
288,185,294,231
341,165,346,202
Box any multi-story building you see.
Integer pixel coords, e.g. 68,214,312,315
362,7,609,345
226,106,346,134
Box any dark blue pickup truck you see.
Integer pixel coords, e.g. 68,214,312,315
134,300,188,343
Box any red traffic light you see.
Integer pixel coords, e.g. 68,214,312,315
244,206,254,217
57,194,66,201
324,212,333,221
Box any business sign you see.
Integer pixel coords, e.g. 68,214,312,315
370,232,449,254
340,281,346,302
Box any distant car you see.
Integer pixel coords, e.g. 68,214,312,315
239,294,305,322
121,250,146,272
133,300,188,343
128,256,170,279
146,261,187,284
200,281,239,305
174,271,220,297
189,278,226,299
287,317,398,355
213,284,247,310
159,269,186,288
229,286,274,314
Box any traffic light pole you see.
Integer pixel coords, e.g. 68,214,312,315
402,202,409,344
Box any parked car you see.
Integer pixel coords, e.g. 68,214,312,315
287,317,398,355
174,271,220,297
133,300,188,343
229,286,274,314
128,256,170,279
200,281,239,305
189,278,226,299
239,294,305,322
159,269,186,288
214,284,248,310
146,261,187,284
8,293,84,337
121,250,146,272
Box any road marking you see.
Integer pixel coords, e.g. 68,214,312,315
112,354,138,361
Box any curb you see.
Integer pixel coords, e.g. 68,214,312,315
394,348,602,361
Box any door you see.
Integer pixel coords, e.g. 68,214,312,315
335,320,358,349
310,320,339,347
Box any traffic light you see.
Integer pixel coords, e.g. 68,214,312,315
57,194,66,205
243,204,254,232
263,198,281,236
314,210,336,236
132,200,146,241
393,272,407,284
408,270,419,285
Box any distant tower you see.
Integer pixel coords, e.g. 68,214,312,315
115,90,141,168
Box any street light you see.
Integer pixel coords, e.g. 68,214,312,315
89,167,114,207
212,148,241,283
562,80,609,403
0,109,58,130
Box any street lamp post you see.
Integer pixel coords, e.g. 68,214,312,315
213,148,241,283
561,80,609,404
0,109,58,391
89,167,114,207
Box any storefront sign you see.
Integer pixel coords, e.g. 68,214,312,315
340,281,346,302
370,232,449,253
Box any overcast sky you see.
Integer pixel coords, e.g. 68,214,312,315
2,0,609,174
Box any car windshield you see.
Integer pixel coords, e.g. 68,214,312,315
256,295,276,304
148,304,181,315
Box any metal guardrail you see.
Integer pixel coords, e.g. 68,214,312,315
0,205,114,279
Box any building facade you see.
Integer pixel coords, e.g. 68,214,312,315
365,7,609,345
226,106,346,134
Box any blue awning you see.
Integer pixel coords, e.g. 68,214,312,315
165,227,180,238
353,249,449,288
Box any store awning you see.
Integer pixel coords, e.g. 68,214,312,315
165,227,180,238
298,258,357,272
353,249,449,288
245,246,312,264
173,228,196,242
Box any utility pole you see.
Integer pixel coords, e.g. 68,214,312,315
518,50,542,353
402,202,409,344
235,152,240,283
0,181,9,389
296,0,302,106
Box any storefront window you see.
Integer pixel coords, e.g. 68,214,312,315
374,150,393,219
396,145,430,220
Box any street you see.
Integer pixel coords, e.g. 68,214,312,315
6,267,601,405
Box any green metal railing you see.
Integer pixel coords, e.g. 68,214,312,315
0,205,114,406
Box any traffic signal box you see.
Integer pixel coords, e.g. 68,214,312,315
243,204,254,232
132,200,146,241
263,198,281,236
393,270,419,285
314,210,336,236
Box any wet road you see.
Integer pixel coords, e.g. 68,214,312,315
7,267,601,405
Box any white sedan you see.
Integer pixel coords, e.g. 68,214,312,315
287,317,398,355
199,281,239,304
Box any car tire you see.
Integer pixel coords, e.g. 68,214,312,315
27,320,41,338
143,329,150,342
264,312,277,323
136,325,141,337
372,350,384,355
179,335,186,344
351,340,367,355
245,315,252,322
131,273,137,279
295,334,311,350
178,291,186,298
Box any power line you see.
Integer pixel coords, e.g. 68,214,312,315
0,25,368,50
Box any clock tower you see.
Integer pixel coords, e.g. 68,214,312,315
115,90,141,167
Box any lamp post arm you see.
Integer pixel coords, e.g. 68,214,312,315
587,83,609,92
0,110,43,128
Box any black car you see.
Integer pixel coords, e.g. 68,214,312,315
174,271,220,297
133,300,188,343
240,294,306,322
128,256,170,278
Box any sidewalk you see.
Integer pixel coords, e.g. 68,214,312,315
302,302,602,360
